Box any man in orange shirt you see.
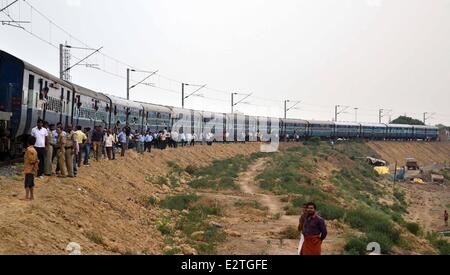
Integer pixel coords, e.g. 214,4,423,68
24,136,39,200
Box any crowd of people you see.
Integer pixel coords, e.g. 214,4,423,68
23,119,214,200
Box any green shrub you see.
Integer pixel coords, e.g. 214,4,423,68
147,196,158,207
156,220,173,236
188,155,253,190
345,207,400,253
160,194,199,210
84,231,105,246
405,222,420,236
427,232,450,255
316,202,346,220
366,231,393,254
185,165,197,175
344,235,368,255
280,226,299,239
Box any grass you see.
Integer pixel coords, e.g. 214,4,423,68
160,194,199,210
344,235,368,255
344,207,400,253
234,200,267,210
175,203,226,255
427,232,450,255
84,231,105,246
280,226,299,240
146,196,158,207
159,194,227,255
156,219,174,236
188,152,270,190
405,222,421,236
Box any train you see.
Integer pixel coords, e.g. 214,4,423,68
0,49,439,159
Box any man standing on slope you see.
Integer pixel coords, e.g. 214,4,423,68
299,202,327,255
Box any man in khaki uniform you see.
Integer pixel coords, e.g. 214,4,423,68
44,122,53,176
64,125,77,177
57,126,67,178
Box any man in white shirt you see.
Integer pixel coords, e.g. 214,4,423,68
31,119,48,178
145,132,153,153
186,133,192,147
180,132,186,147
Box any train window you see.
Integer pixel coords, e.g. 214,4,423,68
38,79,43,100
28,74,35,90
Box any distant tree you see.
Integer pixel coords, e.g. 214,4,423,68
390,116,424,125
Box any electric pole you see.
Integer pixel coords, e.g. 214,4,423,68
335,105,338,122
284,100,288,119
232,93,235,113
379,109,383,123
284,100,301,119
127,68,130,100
182,83,207,108
59,44,64,80
182,83,185,108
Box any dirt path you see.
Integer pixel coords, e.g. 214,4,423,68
215,158,345,255
401,183,450,232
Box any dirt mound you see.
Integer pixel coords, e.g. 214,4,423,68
0,143,261,255
368,141,450,167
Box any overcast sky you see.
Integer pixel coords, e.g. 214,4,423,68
1,0,450,125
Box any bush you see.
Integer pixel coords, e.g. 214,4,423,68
156,220,173,236
366,231,393,254
345,207,400,253
174,205,226,255
84,231,105,246
427,232,450,255
160,194,199,210
280,226,299,240
316,202,346,220
405,222,420,236
344,235,368,255
147,196,158,207
185,165,197,175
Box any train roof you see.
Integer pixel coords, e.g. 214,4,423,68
107,94,143,109
23,60,72,88
387,124,414,128
334,121,361,126
411,125,438,129
307,120,335,125
282,118,308,124
72,84,110,102
138,101,172,113
360,122,387,128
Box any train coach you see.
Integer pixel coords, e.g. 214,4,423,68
0,49,440,159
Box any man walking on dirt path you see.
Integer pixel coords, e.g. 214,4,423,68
299,202,327,255
445,210,449,227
